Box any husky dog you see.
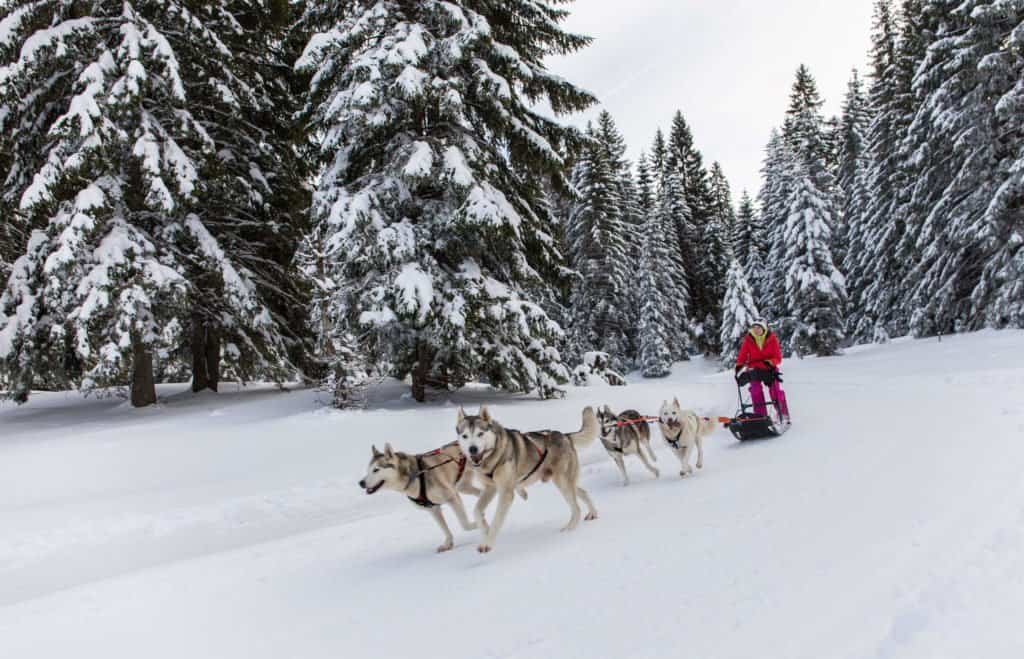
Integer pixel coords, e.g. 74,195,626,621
360,442,481,553
658,398,717,477
456,405,600,553
595,405,659,485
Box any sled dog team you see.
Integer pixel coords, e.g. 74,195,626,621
359,398,717,554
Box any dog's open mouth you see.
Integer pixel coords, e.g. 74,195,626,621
664,419,681,428
365,482,384,495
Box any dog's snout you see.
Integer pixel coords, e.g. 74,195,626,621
468,445,479,456
358,479,366,488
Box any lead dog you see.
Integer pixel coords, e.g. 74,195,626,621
359,442,481,553
658,398,717,477
596,405,659,485
456,405,599,553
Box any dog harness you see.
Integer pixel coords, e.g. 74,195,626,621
485,432,548,483
406,444,468,509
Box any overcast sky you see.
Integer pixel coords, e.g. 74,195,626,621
548,0,875,200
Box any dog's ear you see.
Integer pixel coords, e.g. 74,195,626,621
673,397,680,407
457,406,465,424
372,444,382,458
383,442,394,457
479,405,491,422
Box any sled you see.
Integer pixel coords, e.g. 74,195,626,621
722,382,789,441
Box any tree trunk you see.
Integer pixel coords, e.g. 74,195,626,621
205,325,221,392
411,341,433,403
191,318,221,393
191,316,209,392
131,339,157,408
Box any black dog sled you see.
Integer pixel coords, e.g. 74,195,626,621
723,379,790,441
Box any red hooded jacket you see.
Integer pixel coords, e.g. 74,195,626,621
736,331,782,370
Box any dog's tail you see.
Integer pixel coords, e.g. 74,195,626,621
567,406,599,450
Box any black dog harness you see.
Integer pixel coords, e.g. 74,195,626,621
407,445,467,509
485,432,549,483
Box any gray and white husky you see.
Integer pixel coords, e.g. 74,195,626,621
658,398,717,477
359,442,480,553
596,405,659,485
456,405,600,553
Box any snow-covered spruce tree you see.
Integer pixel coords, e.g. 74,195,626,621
565,114,632,371
848,0,905,343
969,1,1024,328
667,110,717,343
756,129,796,324
733,191,759,273
719,257,760,368
654,151,695,360
177,0,312,393
783,162,847,356
700,161,734,354
296,0,595,403
637,196,677,378
0,2,299,405
898,0,1007,336
835,68,870,278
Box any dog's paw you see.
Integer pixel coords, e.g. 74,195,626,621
477,544,493,554
437,541,454,553
585,511,598,521
561,521,580,532
621,479,630,487
517,488,529,501
653,469,660,479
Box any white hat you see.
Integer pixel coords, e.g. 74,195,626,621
751,319,768,331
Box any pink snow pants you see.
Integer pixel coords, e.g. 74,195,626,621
749,377,790,418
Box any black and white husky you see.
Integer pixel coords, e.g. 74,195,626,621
595,405,659,485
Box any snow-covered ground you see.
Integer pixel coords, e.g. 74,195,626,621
2,331,1024,659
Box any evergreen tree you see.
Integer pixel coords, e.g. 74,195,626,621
756,129,795,323
784,162,847,356
835,68,870,276
296,0,595,402
898,0,1006,336
848,0,905,343
733,191,760,277
702,161,734,353
654,151,695,360
566,113,632,370
667,110,717,341
719,257,760,368
0,1,295,405
968,1,1024,328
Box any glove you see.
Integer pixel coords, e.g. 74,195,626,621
762,360,775,370
736,371,751,386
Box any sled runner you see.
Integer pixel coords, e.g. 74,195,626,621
722,382,789,441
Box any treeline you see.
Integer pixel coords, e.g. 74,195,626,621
2,1,1021,407
728,0,1024,364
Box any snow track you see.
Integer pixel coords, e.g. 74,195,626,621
1,331,1023,658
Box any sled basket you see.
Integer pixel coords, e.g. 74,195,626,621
726,413,785,441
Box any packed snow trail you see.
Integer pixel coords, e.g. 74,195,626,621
2,331,1023,658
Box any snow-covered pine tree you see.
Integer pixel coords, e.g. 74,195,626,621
968,1,1024,328
667,110,718,343
701,161,734,354
719,257,760,368
296,0,595,403
756,129,795,323
835,68,870,277
178,0,312,393
0,2,295,405
783,161,847,356
732,191,756,271
848,0,905,343
653,142,695,360
566,113,632,371
898,0,1007,336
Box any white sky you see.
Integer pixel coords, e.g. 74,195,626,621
547,0,875,200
